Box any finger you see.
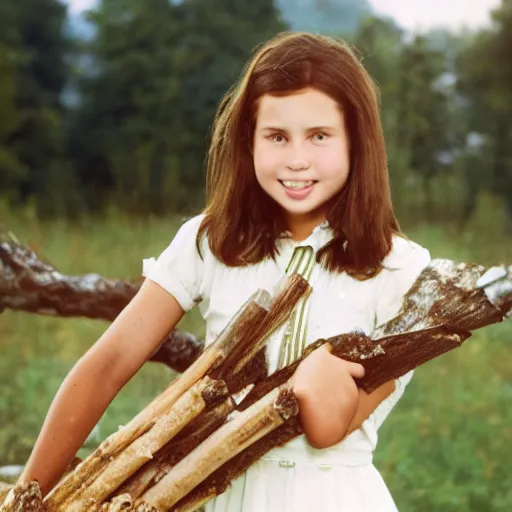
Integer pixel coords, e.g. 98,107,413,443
347,362,365,379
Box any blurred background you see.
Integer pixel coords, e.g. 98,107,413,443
1,0,511,510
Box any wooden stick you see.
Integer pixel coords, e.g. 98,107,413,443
139,386,298,511
115,399,235,500
329,327,470,392
237,326,470,412
44,289,271,509
0,484,12,506
210,274,311,381
61,377,228,511
0,481,44,512
169,418,303,512
47,275,307,509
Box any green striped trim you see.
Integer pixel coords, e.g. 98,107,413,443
278,245,316,369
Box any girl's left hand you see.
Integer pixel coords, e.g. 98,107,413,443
289,343,365,448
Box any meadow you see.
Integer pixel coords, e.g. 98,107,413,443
1,204,511,511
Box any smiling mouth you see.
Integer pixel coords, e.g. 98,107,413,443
279,180,317,190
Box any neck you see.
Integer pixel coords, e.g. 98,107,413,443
285,216,327,242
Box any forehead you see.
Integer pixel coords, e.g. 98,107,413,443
255,88,342,126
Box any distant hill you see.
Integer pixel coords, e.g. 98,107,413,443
65,0,373,41
277,0,373,36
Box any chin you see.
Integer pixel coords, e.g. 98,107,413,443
284,206,320,217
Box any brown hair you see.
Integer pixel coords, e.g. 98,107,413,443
197,31,401,278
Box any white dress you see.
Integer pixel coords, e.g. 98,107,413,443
143,214,431,512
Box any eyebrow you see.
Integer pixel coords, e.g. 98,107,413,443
259,125,336,132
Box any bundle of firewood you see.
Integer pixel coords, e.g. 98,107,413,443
0,236,511,511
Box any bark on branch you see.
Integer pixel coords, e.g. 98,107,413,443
0,235,204,372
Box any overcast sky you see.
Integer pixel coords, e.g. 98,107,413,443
370,0,500,31
66,0,94,15
65,0,501,31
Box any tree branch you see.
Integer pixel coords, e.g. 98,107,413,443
0,235,204,372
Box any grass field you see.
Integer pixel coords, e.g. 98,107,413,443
1,206,511,511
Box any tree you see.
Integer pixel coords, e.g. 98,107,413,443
352,16,411,215
0,3,26,199
69,0,185,213
71,0,286,214
170,0,286,206
394,35,453,221
456,0,512,221
2,0,76,216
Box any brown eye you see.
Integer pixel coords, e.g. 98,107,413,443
314,133,328,142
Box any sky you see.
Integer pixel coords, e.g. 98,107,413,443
370,0,500,31
66,0,95,15
65,0,501,32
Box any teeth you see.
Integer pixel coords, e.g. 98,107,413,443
282,180,314,189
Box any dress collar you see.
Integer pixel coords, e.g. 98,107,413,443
277,220,333,252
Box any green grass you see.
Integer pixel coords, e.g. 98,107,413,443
1,207,511,511
375,224,512,512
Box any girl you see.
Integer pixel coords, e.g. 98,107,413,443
19,32,430,511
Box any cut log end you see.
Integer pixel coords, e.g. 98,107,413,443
328,331,382,360
200,377,229,408
251,289,273,310
0,481,44,512
133,502,159,512
273,386,299,421
99,493,158,512
100,493,132,511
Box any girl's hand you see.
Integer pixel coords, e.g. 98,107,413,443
289,343,365,449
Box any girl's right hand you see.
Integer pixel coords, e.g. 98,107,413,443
17,279,186,497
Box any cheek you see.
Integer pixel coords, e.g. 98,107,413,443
253,143,279,178
315,144,350,179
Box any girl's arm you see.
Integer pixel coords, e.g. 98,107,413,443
291,344,395,449
294,239,431,449
17,279,186,497
343,380,396,438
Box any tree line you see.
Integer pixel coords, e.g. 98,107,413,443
0,0,511,228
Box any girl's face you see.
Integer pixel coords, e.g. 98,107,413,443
253,87,350,240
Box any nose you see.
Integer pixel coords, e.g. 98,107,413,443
286,143,311,171
287,159,311,171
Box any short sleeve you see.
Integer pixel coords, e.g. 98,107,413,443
365,236,431,434
142,214,206,312
375,236,431,328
